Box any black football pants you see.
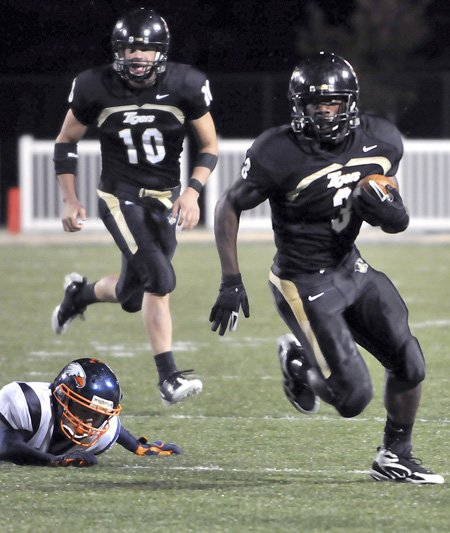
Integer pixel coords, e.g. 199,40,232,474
97,187,178,312
269,247,425,417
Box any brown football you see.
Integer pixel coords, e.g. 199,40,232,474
357,174,398,193
356,174,398,201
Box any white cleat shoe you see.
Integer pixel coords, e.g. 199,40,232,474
159,371,203,406
371,447,444,484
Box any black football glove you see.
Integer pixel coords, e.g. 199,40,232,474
352,184,409,233
50,449,98,468
134,437,183,457
210,273,250,336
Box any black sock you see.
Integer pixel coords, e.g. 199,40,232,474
383,417,413,455
155,351,177,383
75,282,100,307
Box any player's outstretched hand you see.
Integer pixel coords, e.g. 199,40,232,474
209,273,250,336
51,449,98,467
134,437,183,456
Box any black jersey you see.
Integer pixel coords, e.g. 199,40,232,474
69,62,212,190
241,114,403,274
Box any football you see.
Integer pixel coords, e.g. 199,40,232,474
355,174,398,202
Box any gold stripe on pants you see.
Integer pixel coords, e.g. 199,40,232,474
269,270,330,377
97,189,138,255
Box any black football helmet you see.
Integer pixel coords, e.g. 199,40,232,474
289,52,360,144
111,7,170,84
52,358,122,447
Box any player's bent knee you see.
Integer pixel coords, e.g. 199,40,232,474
335,383,373,418
120,296,142,313
134,254,176,296
143,270,176,295
391,336,425,387
328,357,373,418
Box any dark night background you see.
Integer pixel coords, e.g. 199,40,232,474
1,0,450,224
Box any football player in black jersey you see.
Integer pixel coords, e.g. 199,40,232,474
51,7,218,406
210,52,443,484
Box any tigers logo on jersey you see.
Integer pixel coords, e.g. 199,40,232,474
63,362,87,389
123,111,156,125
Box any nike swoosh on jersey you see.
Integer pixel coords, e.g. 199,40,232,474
362,144,378,152
156,94,169,100
308,292,324,301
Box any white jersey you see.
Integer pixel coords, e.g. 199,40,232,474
0,381,121,455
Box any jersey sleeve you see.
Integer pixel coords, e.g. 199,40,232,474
0,383,32,431
180,66,212,121
88,415,122,455
365,114,404,176
68,69,102,125
387,129,403,176
380,120,403,176
241,129,284,197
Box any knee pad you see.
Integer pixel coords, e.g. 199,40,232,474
390,336,425,387
327,357,373,418
119,292,143,313
143,267,176,295
134,250,176,296
335,381,373,418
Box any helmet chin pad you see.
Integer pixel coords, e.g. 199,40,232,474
113,48,166,83
59,410,108,447
114,58,161,83
291,94,359,144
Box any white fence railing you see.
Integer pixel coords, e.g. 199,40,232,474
18,135,450,232
396,140,450,229
18,135,188,232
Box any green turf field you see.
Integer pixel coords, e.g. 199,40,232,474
0,237,448,532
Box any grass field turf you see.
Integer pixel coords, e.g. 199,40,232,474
0,236,449,532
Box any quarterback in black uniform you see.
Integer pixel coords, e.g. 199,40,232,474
51,7,218,406
0,358,181,467
210,52,443,484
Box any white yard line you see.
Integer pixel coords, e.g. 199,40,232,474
121,464,373,475
122,413,450,425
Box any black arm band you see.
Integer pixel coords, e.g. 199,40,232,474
188,178,204,194
54,142,78,175
194,152,218,171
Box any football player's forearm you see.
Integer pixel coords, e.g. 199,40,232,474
116,426,140,453
214,196,241,276
57,174,79,204
0,439,56,466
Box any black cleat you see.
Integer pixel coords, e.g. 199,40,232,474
371,447,444,484
277,334,320,414
51,272,87,334
159,370,203,406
